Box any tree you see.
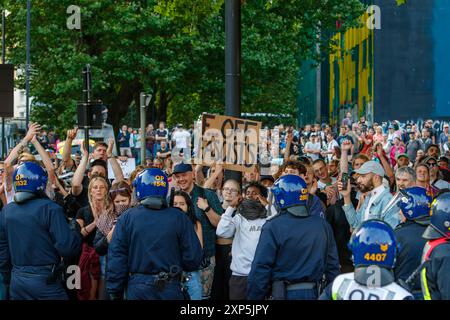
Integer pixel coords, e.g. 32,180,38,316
4,0,364,135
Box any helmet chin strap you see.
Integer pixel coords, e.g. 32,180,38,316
141,197,167,210
14,192,40,204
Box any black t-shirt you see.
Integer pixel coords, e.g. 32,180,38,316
427,127,437,142
157,146,170,159
156,129,168,142
76,205,96,247
74,176,90,209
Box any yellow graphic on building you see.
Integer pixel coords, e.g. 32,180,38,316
329,11,374,125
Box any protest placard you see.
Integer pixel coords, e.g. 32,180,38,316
194,114,261,173
108,157,136,180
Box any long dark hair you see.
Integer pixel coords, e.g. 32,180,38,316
169,190,198,225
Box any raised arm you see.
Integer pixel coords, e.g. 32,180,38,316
374,143,395,186
31,135,57,183
203,164,223,190
340,140,352,174
61,128,77,169
284,133,293,162
4,122,40,166
107,138,124,183
71,142,89,197
194,164,205,186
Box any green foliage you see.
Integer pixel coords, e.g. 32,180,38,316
3,0,364,134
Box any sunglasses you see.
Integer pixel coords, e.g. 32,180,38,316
427,162,437,167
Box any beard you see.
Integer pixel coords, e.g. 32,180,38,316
357,180,375,193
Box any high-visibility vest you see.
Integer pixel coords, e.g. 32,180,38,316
420,238,449,300
331,273,412,300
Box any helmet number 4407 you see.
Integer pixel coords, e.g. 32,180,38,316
364,253,386,262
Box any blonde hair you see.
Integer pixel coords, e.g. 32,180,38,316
129,165,146,185
18,152,36,163
88,176,112,215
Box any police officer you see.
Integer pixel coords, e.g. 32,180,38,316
0,162,82,300
393,187,432,298
320,220,413,300
420,190,450,300
106,168,203,300
247,175,340,300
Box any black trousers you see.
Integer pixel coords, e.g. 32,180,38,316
229,275,248,300
210,243,232,300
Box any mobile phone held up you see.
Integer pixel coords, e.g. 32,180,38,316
341,173,349,191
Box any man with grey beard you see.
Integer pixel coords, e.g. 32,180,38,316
395,167,416,191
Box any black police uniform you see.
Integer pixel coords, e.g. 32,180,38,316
0,197,82,300
393,219,428,297
421,240,450,300
106,204,203,300
247,211,340,300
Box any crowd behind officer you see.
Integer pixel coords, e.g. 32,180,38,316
319,220,414,300
107,168,202,300
420,191,450,300
393,187,432,299
0,162,81,300
247,175,340,300
0,117,449,300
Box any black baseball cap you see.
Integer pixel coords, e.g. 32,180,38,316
438,156,449,164
90,159,108,172
173,163,193,174
260,175,275,183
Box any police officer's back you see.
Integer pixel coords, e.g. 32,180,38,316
247,175,340,300
320,220,413,300
420,191,450,300
0,162,82,300
393,187,431,297
106,168,203,300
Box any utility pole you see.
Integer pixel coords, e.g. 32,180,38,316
25,0,30,129
82,65,92,150
2,10,6,159
224,0,242,183
140,92,152,165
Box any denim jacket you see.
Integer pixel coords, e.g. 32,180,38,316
343,187,400,230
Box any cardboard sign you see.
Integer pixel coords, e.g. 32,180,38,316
194,114,261,172
108,157,136,180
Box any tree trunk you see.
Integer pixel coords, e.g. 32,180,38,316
107,82,141,135
158,89,168,124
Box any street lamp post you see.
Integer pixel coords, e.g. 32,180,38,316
225,0,242,182
82,64,92,150
140,92,152,165
25,0,30,130
1,9,10,159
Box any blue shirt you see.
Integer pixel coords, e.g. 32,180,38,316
118,131,130,148
343,187,400,230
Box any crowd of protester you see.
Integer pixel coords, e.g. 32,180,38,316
0,113,449,300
